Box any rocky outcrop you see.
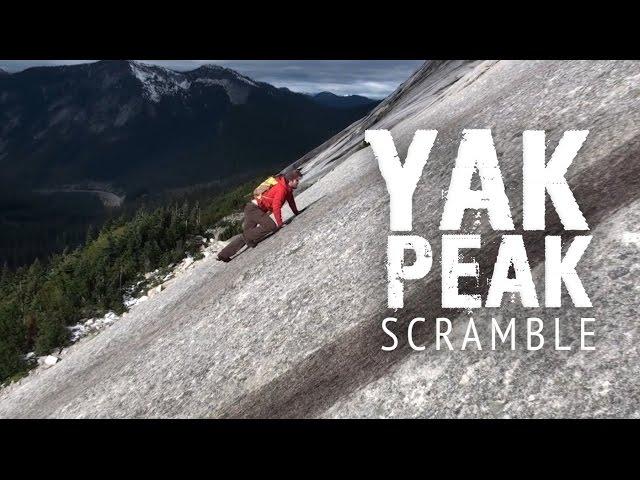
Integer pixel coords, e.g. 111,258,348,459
1,60,639,418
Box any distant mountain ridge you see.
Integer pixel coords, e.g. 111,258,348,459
0,60,378,196
311,91,380,109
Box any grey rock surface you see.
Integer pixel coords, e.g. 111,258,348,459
1,60,639,418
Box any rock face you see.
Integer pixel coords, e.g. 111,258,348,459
1,60,639,418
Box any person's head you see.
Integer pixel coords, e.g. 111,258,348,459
284,169,303,189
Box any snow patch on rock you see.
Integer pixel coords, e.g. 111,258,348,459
68,311,121,343
42,356,59,367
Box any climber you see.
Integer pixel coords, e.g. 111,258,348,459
216,169,302,262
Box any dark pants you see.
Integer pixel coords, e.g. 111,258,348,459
217,202,277,259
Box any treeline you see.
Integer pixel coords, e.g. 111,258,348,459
0,177,259,384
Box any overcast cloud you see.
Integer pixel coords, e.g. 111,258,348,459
0,60,424,99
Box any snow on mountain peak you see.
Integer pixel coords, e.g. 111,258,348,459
229,70,258,88
192,64,259,88
128,61,258,104
129,61,191,102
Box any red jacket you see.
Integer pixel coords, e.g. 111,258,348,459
256,176,299,227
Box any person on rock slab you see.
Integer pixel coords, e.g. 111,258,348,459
217,169,302,262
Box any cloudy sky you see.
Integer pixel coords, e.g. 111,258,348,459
0,60,424,99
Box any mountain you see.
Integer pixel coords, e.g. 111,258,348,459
311,91,380,109
0,60,376,196
3,60,639,418
0,60,379,267
0,68,8,77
